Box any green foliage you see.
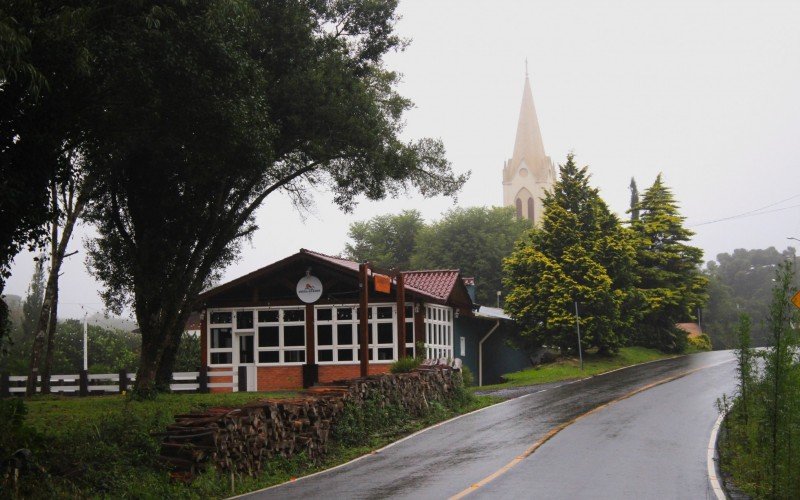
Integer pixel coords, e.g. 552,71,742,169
503,154,636,355
333,395,411,446
411,206,530,304
460,364,474,387
389,356,421,373
628,177,640,222
686,333,712,352
344,206,528,304
703,247,799,348
629,174,707,353
344,210,425,269
719,262,800,498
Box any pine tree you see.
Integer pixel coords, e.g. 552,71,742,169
630,174,707,352
504,154,635,355
629,177,640,221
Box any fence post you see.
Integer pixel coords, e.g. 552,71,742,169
30,368,38,394
79,370,89,396
0,372,9,398
237,366,247,392
119,369,128,394
199,366,208,393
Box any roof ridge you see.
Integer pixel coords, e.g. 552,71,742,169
301,248,355,263
402,269,461,274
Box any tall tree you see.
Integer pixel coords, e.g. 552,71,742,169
344,210,425,270
503,154,635,355
411,206,530,304
83,1,466,395
628,177,640,222
630,174,707,352
21,256,46,339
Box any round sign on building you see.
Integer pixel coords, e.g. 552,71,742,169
296,275,323,303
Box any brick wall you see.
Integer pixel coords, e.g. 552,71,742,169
209,367,233,393
318,363,391,383
257,366,303,391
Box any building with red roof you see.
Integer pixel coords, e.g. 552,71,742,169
194,249,528,391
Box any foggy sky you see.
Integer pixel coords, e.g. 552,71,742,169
6,0,800,320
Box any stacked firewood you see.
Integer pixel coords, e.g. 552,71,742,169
157,366,459,480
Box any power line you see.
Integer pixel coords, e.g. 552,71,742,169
690,196,800,227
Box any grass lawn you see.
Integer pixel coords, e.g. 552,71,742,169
3,389,497,498
478,346,677,391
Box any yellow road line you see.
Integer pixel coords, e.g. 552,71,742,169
449,359,734,500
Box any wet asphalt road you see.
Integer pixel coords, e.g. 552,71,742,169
241,350,736,500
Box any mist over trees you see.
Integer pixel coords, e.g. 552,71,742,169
343,206,530,304
703,246,799,348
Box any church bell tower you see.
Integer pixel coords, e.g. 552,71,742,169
502,68,556,224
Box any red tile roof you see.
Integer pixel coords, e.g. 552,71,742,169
402,270,461,301
300,248,360,273
676,322,703,338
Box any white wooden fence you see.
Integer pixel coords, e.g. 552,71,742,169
0,368,239,396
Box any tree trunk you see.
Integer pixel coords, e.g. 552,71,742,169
40,285,59,393
135,334,162,398
25,257,57,395
156,329,184,389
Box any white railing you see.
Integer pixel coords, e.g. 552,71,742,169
1,369,238,396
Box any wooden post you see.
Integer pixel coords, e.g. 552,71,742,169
414,302,425,358
200,310,208,370
0,372,9,397
29,368,38,394
237,366,247,392
359,262,370,377
79,370,89,396
118,369,128,393
199,366,209,393
396,273,406,359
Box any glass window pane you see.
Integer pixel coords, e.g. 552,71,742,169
405,347,414,358
318,349,333,362
405,305,414,318
239,335,254,363
284,325,306,347
210,311,232,325
317,325,333,346
259,351,279,364
211,328,232,348
338,349,353,361
211,352,232,364
316,308,332,321
368,324,373,344
377,323,393,344
258,310,279,323
405,324,414,343
336,307,353,320
337,324,353,345
258,326,279,347
236,310,254,329
377,306,393,319
283,309,305,322
284,350,305,363
356,307,372,320
377,347,393,360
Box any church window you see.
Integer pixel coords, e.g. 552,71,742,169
527,198,534,220
515,198,522,218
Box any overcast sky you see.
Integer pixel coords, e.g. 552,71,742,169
6,0,800,320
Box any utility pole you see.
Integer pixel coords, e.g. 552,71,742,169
83,311,88,371
574,301,583,371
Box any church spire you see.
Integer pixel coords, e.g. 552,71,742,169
511,72,546,168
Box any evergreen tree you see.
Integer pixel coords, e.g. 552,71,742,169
630,174,707,352
503,154,635,355
628,177,640,221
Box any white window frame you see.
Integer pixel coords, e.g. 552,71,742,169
404,304,415,358
207,307,307,367
424,304,454,360
314,303,398,365
208,310,234,367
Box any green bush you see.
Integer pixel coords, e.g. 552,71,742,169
390,356,421,373
687,333,712,351
460,365,474,387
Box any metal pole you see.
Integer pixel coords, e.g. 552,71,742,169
574,301,583,371
83,312,88,371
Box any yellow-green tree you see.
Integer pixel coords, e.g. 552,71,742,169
503,154,636,355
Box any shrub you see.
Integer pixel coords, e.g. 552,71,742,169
460,365,474,387
390,356,421,374
687,334,712,351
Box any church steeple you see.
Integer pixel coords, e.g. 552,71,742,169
511,73,546,169
502,67,556,225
